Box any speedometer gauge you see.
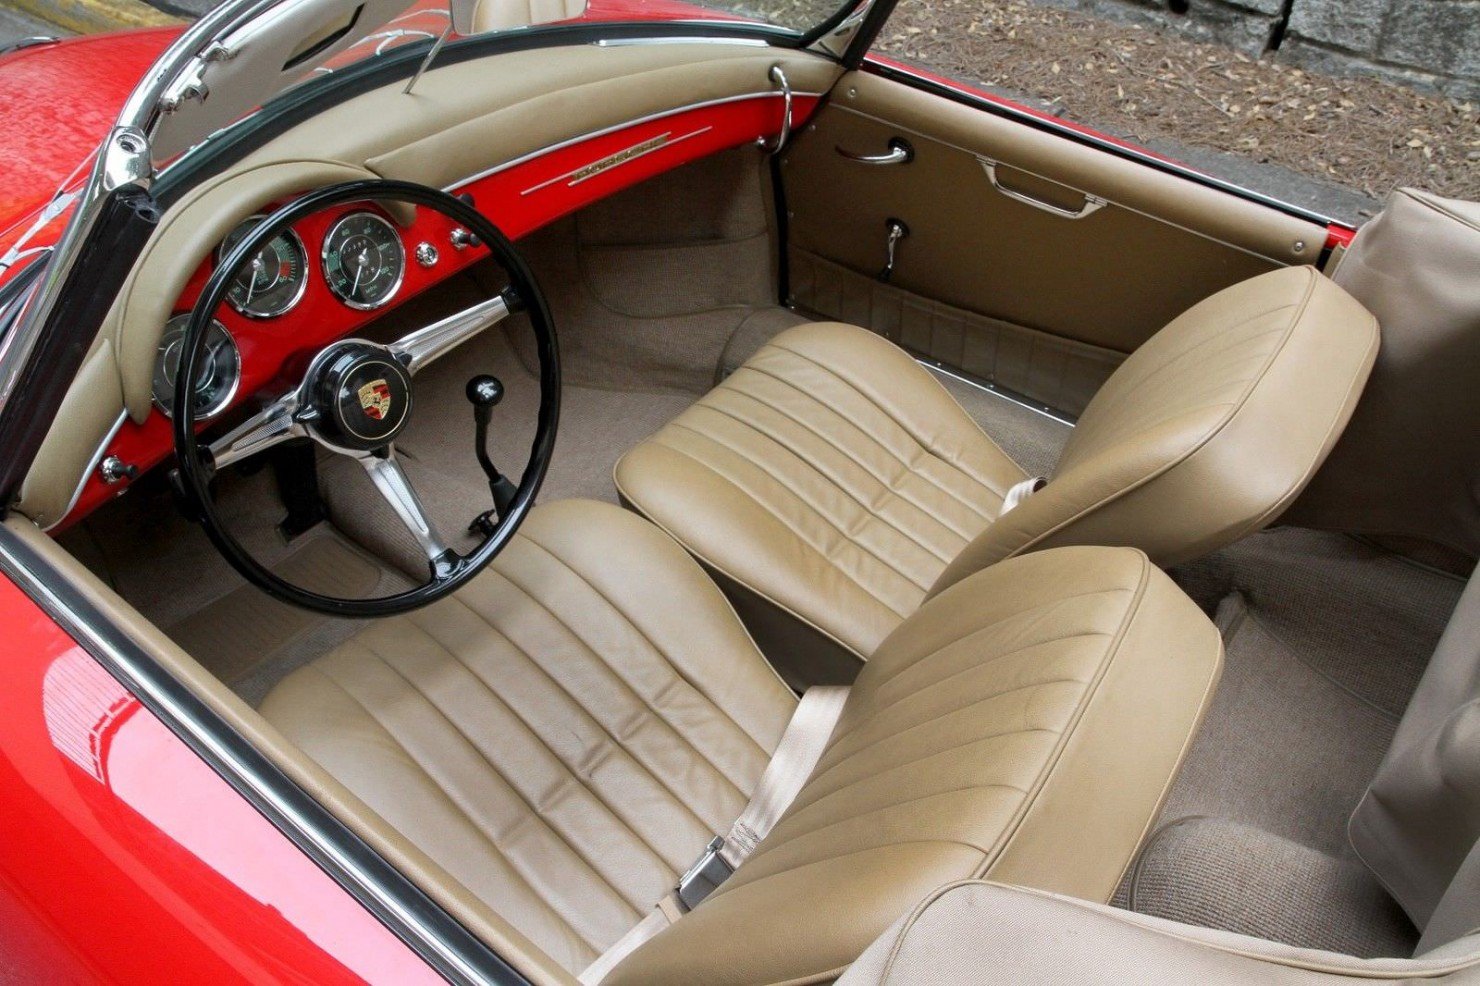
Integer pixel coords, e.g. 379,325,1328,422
218,215,308,318
152,314,241,420
321,211,405,311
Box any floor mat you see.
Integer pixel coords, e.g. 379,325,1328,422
1114,530,1468,952
1121,815,1417,957
162,530,402,706
165,532,377,682
1173,527,1466,718
1159,593,1400,855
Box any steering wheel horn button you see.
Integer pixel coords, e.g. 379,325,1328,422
309,343,414,450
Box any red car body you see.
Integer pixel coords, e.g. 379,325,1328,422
0,6,1359,981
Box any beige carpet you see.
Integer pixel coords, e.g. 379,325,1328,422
1110,528,1469,956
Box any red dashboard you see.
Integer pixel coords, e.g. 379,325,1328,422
60,91,819,530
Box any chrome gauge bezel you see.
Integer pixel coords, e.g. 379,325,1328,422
320,211,407,312
216,215,310,319
152,314,242,421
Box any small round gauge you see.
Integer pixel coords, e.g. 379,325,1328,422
152,314,242,420
321,211,406,311
217,215,309,318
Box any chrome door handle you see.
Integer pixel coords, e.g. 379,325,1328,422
979,158,1106,219
760,64,793,157
835,138,914,165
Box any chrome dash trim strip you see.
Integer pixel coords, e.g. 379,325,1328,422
593,36,771,47
519,126,714,196
442,90,823,192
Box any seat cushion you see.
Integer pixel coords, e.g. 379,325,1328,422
933,266,1380,593
615,321,1028,667
258,499,797,975
606,545,1223,986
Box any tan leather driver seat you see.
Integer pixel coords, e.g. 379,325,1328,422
615,266,1379,672
260,499,1222,983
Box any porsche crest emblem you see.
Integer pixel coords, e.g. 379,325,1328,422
358,379,393,420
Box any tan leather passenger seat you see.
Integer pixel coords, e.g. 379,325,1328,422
836,566,1480,986
261,499,1222,983
616,266,1378,670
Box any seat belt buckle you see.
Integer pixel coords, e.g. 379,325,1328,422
675,836,733,912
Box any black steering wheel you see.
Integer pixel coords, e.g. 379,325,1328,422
172,179,560,617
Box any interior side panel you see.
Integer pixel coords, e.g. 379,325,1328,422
780,70,1328,414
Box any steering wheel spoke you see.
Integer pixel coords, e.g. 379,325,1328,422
388,292,513,376
207,391,306,470
356,447,457,577
174,178,557,616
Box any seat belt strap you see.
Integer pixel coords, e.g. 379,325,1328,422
578,893,683,985
1002,476,1047,513
674,684,849,910
719,684,849,869
578,686,850,984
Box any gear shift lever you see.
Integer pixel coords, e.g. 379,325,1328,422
467,374,518,535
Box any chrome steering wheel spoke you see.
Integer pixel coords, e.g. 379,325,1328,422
388,292,512,376
206,390,306,470
172,178,556,617
355,446,456,577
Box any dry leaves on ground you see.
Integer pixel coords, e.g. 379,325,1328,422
879,0,1479,203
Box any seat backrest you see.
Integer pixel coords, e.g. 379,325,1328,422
929,265,1379,598
1350,566,1480,952
606,545,1223,985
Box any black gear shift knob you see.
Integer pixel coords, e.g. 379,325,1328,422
466,374,504,409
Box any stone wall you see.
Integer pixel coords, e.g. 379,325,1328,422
1036,0,1480,100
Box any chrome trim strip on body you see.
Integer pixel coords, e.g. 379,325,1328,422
0,527,524,985
42,411,128,534
442,89,824,192
918,358,1078,426
829,104,1319,267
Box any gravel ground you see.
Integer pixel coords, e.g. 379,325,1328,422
879,0,1480,205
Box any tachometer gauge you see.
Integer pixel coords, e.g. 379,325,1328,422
321,211,405,311
218,215,309,318
152,314,241,420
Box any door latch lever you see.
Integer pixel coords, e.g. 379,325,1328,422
879,219,909,282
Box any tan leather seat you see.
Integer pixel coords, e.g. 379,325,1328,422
616,265,1379,669
261,500,799,973
836,567,1480,986
261,499,1222,983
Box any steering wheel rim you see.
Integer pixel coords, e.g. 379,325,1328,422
172,179,560,618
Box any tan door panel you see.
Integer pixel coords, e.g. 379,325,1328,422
782,70,1326,411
